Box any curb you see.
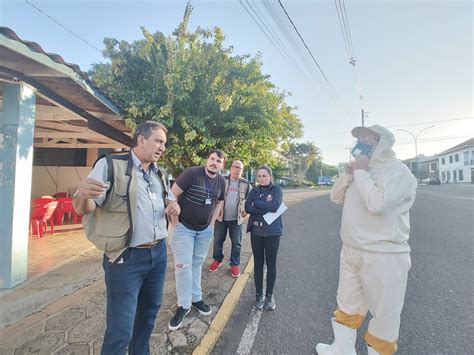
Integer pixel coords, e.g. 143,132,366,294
193,256,254,355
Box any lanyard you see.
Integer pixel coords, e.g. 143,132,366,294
204,171,218,198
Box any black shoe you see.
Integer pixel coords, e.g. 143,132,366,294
168,306,190,331
192,300,212,316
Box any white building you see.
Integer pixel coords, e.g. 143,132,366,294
438,138,474,183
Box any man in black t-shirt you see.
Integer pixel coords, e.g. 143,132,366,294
168,149,226,331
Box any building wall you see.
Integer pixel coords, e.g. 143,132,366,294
438,148,474,183
31,166,92,199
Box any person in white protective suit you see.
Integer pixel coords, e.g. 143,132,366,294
316,124,417,355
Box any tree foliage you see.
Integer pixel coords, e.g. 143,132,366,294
282,141,321,182
89,8,302,175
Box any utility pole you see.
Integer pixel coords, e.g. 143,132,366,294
361,109,369,126
397,125,435,180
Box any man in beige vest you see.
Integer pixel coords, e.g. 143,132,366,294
209,160,251,277
74,121,179,355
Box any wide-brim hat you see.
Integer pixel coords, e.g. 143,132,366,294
351,126,381,139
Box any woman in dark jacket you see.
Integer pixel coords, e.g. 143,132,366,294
245,166,284,310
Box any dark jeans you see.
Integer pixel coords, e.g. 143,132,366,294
251,234,281,297
212,220,243,266
101,241,167,355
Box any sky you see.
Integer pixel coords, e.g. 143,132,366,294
1,0,472,165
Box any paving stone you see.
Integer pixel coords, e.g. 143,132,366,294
52,343,90,355
153,309,173,334
91,336,103,355
165,271,175,283
162,294,177,311
150,333,168,354
15,331,64,355
220,278,236,292
0,348,14,355
67,318,105,343
163,282,176,295
87,290,106,305
82,301,105,319
187,318,207,345
168,331,187,348
45,307,87,331
0,321,45,349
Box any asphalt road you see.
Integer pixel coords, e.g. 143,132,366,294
213,184,474,354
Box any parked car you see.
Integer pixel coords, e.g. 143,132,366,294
428,177,441,185
420,177,440,185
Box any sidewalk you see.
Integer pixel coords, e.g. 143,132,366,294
0,227,252,354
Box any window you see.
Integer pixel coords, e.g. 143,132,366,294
442,171,446,181
449,156,453,163
441,157,445,165
453,170,457,181
455,154,459,162
430,162,437,171
33,148,87,166
447,171,450,181
459,169,464,181
465,151,470,165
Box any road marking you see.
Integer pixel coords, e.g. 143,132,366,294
236,267,267,355
193,257,254,355
236,308,263,355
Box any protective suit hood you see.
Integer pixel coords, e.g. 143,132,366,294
351,124,396,167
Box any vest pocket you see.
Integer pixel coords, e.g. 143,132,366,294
108,179,128,213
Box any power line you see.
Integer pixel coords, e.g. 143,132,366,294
239,0,306,81
334,0,366,125
241,0,350,120
277,0,347,112
321,134,473,153
25,0,102,54
262,0,338,107
308,116,474,139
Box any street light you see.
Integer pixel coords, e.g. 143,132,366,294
397,125,435,179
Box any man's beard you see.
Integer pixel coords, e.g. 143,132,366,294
206,166,217,176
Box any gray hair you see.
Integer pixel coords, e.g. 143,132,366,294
132,121,168,147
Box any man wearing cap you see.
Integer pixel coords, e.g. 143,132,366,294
316,125,417,355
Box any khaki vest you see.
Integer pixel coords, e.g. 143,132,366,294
83,153,168,263
216,176,250,225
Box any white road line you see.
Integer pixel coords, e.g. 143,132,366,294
236,308,263,355
236,267,267,355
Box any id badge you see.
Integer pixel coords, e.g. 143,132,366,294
205,198,212,205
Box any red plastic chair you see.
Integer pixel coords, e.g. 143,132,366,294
53,192,68,199
56,197,82,224
30,201,58,238
32,197,55,208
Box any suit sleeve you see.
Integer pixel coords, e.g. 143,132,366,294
353,169,417,215
330,173,353,204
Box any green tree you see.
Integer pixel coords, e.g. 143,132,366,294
89,7,302,176
282,141,321,183
306,160,339,183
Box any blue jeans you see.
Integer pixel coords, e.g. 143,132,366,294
212,220,243,266
101,241,167,355
170,223,213,309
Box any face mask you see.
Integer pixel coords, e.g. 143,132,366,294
351,142,375,158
